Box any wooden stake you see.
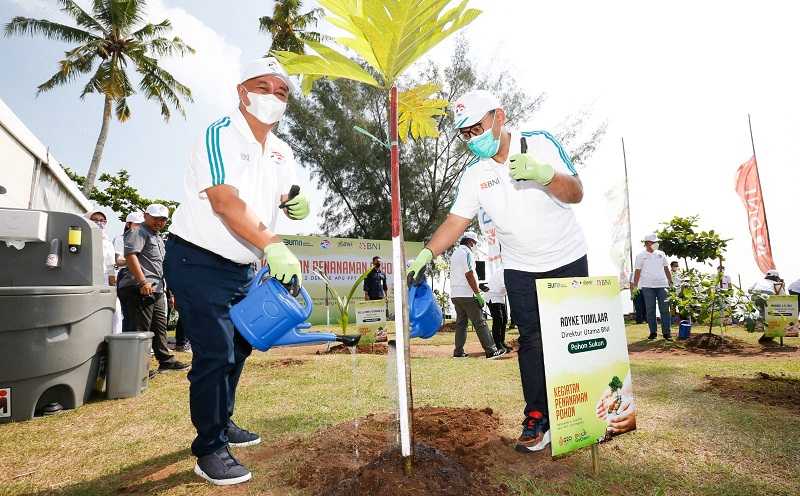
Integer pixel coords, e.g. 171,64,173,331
591,444,600,476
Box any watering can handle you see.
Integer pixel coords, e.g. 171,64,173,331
298,286,313,319
407,266,426,287
248,267,271,295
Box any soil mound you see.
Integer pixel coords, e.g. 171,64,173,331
321,444,474,496
267,406,568,495
699,373,800,415
685,333,741,350
320,343,389,355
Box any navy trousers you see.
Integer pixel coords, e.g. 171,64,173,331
504,255,589,418
164,237,254,457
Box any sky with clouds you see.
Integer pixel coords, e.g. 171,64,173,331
2,0,798,289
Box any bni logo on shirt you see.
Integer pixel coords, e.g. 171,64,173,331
320,239,331,249
480,178,500,189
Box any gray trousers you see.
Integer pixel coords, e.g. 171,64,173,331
451,297,497,356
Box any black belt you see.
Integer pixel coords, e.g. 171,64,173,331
168,234,252,268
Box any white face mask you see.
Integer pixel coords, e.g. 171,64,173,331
244,92,286,124
652,242,660,251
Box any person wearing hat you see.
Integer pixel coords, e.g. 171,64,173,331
86,208,123,334
118,204,188,370
408,89,587,453
632,234,673,340
750,269,786,343
114,211,144,332
164,57,308,486
449,231,505,359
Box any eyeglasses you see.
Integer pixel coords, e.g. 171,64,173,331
456,111,494,142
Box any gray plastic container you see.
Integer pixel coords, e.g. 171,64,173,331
0,286,115,422
105,332,154,399
1,208,114,422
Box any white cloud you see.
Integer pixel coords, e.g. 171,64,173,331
146,0,241,113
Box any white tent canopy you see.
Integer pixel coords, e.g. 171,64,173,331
0,96,91,214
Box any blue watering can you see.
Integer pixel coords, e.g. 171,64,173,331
231,267,360,351
408,275,443,339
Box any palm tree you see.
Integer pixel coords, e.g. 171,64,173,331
259,0,326,54
4,0,194,196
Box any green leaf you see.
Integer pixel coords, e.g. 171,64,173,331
397,83,447,142
274,40,380,89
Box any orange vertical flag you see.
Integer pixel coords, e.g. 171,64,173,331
735,156,775,274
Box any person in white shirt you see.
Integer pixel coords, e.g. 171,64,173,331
633,234,673,340
164,58,309,486
448,232,504,359
486,264,510,353
86,209,122,334
407,89,587,454
788,277,800,307
670,261,682,289
750,270,785,295
717,265,732,289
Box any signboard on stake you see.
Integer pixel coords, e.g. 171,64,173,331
764,295,798,338
536,276,637,458
355,300,387,337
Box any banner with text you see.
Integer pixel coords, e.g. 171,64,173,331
536,276,637,457
280,235,423,325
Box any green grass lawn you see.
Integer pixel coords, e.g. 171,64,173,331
1,324,798,495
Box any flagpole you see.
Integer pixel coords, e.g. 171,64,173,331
621,137,633,273
747,114,773,250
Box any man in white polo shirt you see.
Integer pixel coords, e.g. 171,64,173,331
632,234,673,340
164,57,309,486
408,89,587,454
448,231,505,359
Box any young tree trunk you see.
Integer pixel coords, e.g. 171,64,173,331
83,95,113,197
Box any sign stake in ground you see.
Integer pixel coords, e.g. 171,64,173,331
274,0,481,466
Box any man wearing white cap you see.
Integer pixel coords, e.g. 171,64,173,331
448,231,505,359
633,233,673,340
408,89,587,454
118,204,188,370
165,57,308,486
114,211,144,332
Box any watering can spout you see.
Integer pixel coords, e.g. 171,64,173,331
336,334,361,347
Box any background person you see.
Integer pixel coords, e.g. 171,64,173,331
717,265,731,289
86,208,122,334
118,204,188,371
633,234,673,340
115,211,143,332
486,265,510,353
789,277,800,307
363,256,388,300
408,89,587,454
164,57,308,486
448,232,505,359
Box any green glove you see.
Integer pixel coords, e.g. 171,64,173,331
407,248,433,283
283,194,309,220
508,153,555,185
474,292,485,307
631,287,640,299
264,242,303,286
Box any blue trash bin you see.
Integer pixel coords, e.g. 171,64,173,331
678,320,692,340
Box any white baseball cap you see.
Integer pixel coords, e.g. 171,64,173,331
240,57,297,94
145,204,170,219
461,231,479,243
643,233,658,243
766,269,780,278
452,90,501,129
125,211,145,223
